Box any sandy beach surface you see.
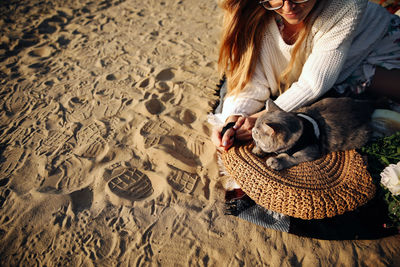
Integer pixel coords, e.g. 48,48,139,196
0,0,399,266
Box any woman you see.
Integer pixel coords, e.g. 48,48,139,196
211,0,400,150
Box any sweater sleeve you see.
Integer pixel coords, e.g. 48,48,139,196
219,55,272,122
219,83,270,122
274,0,368,111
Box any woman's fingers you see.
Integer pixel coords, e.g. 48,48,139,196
232,116,255,141
221,128,236,150
212,115,255,150
211,127,223,147
220,122,236,137
233,116,246,130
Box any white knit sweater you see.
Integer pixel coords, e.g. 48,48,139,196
218,0,392,122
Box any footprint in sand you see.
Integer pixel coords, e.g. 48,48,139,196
51,208,116,262
0,188,11,209
66,96,93,122
75,210,118,260
29,46,53,58
140,119,172,136
0,11,71,64
28,99,59,121
40,155,89,194
166,107,197,125
4,33,39,59
159,91,175,103
154,235,194,265
138,77,155,89
139,119,172,148
3,90,31,117
156,81,172,93
74,121,107,159
36,130,72,156
27,62,50,75
150,135,200,174
140,134,163,149
52,205,73,229
107,167,154,201
76,121,107,145
81,139,107,159
107,216,128,233
139,119,206,172
38,14,69,35
92,83,123,119
155,68,175,81
166,166,199,194
0,146,27,178
160,135,199,164
93,97,122,119
144,98,165,115
131,66,152,80
0,123,44,149
56,35,70,49
184,131,208,156
69,187,93,214
105,74,117,81
179,109,196,124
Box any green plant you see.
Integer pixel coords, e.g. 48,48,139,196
361,132,400,228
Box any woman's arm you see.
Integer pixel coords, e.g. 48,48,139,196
275,0,368,111
274,43,351,111
213,55,273,149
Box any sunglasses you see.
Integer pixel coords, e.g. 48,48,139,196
259,0,310,10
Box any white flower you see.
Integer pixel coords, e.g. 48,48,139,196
380,161,400,196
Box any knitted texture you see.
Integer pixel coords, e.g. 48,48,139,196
221,143,376,220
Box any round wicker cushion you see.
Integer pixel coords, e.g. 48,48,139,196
221,143,376,220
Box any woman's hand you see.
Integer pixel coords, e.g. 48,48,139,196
211,115,241,150
234,116,257,141
211,114,260,151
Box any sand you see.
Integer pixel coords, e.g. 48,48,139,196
0,0,399,266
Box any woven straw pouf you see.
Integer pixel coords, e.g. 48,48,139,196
221,143,376,220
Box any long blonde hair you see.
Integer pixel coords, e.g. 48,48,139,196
218,0,324,96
